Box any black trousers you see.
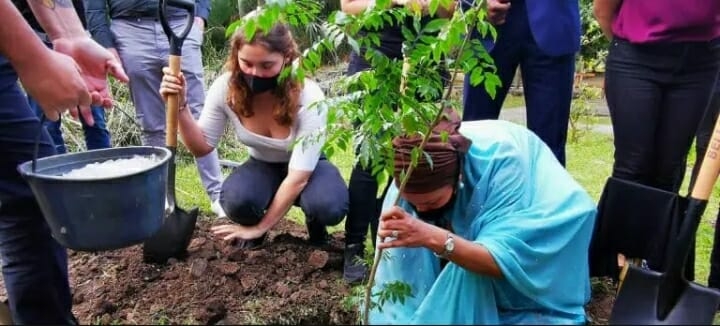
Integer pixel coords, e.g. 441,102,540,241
606,37,720,193
345,51,391,247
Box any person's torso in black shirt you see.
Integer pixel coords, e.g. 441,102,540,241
361,8,437,59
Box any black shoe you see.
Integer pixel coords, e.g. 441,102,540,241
343,243,368,284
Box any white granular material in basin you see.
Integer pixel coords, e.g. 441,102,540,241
61,154,162,179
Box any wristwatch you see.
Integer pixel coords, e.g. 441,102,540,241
434,233,455,259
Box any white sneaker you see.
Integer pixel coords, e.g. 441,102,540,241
211,199,227,219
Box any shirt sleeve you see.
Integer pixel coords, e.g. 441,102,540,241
84,0,115,48
195,0,210,22
288,80,327,172
197,72,230,148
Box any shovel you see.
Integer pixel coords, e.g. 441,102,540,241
589,176,689,278
609,112,720,324
142,0,199,264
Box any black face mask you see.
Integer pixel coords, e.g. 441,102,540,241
415,191,457,224
244,74,279,94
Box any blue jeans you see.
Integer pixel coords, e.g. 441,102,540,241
27,98,110,154
218,157,349,242
0,56,75,324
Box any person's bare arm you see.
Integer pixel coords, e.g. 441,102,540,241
0,0,52,66
24,0,128,120
254,170,312,232
424,224,502,277
160,68,221,157
26,0,86,40
341,0,376,15
177,107,216,156
342,0,456,18
593,0,622,40
0,0,97,119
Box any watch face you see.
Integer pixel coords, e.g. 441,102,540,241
446,239,455,252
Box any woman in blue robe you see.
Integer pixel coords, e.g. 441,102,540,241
369,109,597,325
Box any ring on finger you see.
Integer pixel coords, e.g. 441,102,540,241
391,230,399,238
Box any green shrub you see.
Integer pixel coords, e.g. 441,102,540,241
579,0,608,73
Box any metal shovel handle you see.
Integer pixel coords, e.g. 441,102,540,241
158,0,195,56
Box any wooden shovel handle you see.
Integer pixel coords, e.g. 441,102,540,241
165,55,181,148
691,113,720,200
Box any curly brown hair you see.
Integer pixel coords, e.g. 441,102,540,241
225,23,302,127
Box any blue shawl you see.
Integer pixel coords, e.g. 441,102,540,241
369,120,597,324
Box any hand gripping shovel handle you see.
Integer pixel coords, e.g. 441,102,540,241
165,55,181,149
158,0,194,147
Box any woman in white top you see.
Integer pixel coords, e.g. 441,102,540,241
159,21,349,248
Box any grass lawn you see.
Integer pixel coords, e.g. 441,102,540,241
503,94,525,109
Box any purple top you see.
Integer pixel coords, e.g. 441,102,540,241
612,0,720,43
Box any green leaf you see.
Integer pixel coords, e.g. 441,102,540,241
469,67,485,86
484,71,502,99
422,18,446,34
243,18,257,41
429,0,440,16
225,20,242,38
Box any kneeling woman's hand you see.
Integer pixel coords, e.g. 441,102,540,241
158,66,188,107
377,206,440,249
211,223,267,242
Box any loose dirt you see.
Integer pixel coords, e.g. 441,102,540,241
0,218,615,324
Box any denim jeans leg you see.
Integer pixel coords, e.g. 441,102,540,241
0,56,74,324
26,95,68,154
219,158,284,226
82,106,111,150
297,160,349,244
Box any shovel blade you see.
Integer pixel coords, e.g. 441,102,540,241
590,177,687,278
142,206,199,264
610,266,720,325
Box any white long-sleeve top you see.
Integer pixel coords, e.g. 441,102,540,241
197,72,327,171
